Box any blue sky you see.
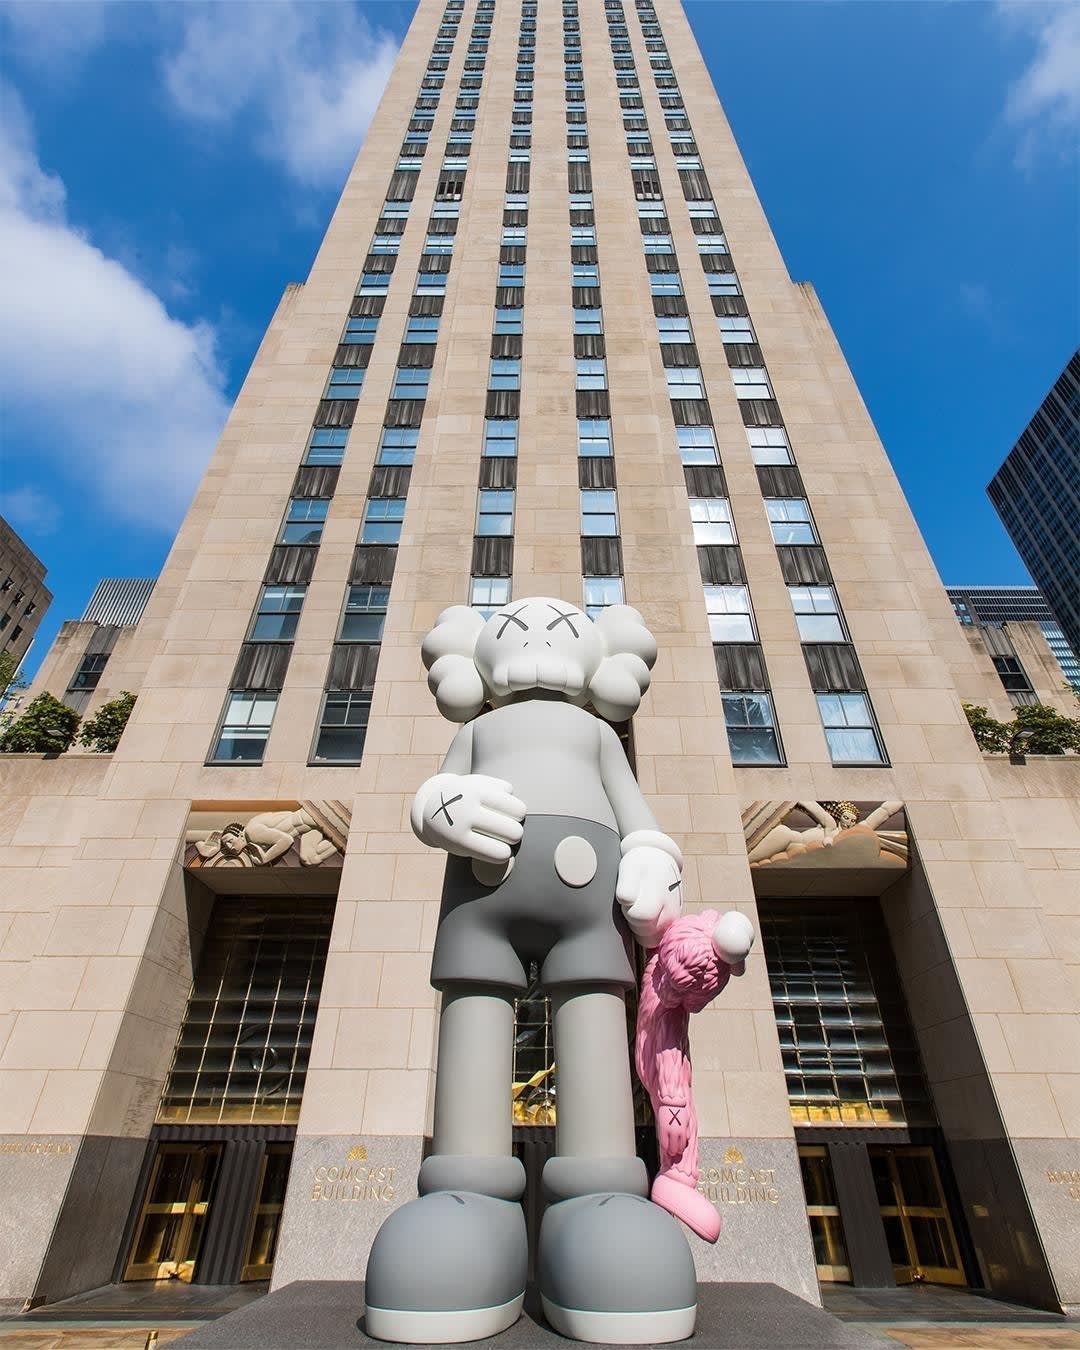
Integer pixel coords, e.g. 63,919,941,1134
1,0,1077,680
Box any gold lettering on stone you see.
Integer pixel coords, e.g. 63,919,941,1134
1046,1168,1080,1201
311,1160,397,1202
0,1141,74,1155
697,1161,780,1206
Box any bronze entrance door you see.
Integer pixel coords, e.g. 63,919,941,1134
868,1146,965,1286
124,1144,221,1281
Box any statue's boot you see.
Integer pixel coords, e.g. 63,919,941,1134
538,1157,697,1345
364,1155,527,1344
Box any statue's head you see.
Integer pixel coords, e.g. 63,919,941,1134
217,822,249,856
420,596,658,723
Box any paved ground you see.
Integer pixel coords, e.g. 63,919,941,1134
0,1280,1076,1350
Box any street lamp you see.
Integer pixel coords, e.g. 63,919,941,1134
1009,727,1036,765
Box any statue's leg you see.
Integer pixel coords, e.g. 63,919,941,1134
364,983,527,1342
538,982,697,1345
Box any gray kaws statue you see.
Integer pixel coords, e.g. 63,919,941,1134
365,598,701,1344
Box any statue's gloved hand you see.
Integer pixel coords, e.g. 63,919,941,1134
411,773,526,863
616,830,684,948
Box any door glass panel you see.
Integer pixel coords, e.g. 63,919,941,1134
798,1146,851,1283
242,1144,293,1281
125,1145,221,1282
868,1147,965,1286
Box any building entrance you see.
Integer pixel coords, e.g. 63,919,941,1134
869,1146,965,1286
124,1144,220,1282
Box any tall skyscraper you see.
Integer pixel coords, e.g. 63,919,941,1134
948,584,1080,694
0,515,51,674
1,0,1077,1325
988,352,1080,661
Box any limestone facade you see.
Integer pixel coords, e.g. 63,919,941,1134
1,0,1077,1316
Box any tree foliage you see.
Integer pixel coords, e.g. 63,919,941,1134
0,692,81,755
962,701,1080,756
79,691,137,754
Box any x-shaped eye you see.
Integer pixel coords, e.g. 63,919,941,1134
546,604,580,638
494,606,529,638
431,792,464,827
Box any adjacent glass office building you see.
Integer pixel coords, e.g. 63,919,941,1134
2,0,1077,1319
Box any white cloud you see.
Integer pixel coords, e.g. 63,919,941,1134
163,2,400,189
0,81,230,531
0,1,107,76
996,1,1080,160
0,486,61,536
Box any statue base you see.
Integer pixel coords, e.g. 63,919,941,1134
172,1280,886,1348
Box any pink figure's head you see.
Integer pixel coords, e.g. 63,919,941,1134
651,909,755,1013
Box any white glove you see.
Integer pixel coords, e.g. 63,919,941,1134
411,773,526,863
616,831,684,948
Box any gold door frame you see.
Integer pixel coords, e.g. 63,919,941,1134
240,1144,291,1281
124,1144,221,1282
798,1145,852,1283
871,1146,965,1286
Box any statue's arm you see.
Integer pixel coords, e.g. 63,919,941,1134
599,721,683,947
411,720,525,862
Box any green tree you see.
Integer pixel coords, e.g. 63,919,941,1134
0,692,81,755
0,650,28,735
961,703,1010,753
78,691,137,753
1008,702,1080,756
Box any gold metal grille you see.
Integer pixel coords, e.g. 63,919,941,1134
158,897,334,1125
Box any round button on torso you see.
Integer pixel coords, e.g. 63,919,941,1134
553,835,597,888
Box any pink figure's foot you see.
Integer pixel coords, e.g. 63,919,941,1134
651,1172,721,1243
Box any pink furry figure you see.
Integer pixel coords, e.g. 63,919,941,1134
635,909,755,1242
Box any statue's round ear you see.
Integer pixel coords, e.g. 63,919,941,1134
421,605,485,670
593,604,658,668
589,653,652,722
427,655,487,722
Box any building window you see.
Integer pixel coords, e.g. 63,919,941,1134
358,271,390,293
211,692,278,764
489,358,521,390
250,585,306,641
360,498,406,544
305,428,348,466
477,490,515,536
493,307,523,335
578,418,612,456
502,227,527,245
405,315,440,342
690,497,735,544
650,273,683,296
790,586,846,643
731,367,772,399
677,426,718,465
723,692,782,765
643,235,674,255
326,367,364,400
470,576,511,618
817,693,885,765
747,427,792,466
571,225,596,245
69,652,109,691
279,498,329,545
343,316,379,343
391,366,430,399
705,585,755,642
707,274,741,296
415,272,447,296
766,498,817,545
719,316,754,343
573,307,603,335
378,427,419,466
581,489,619,536
498,262,526,286
312,692,372,763
666,367,705,400
572,262,600,286
576,358,607,390
657,314,693,343
340,585,390,641
484,420,518,457
583,575,624,617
